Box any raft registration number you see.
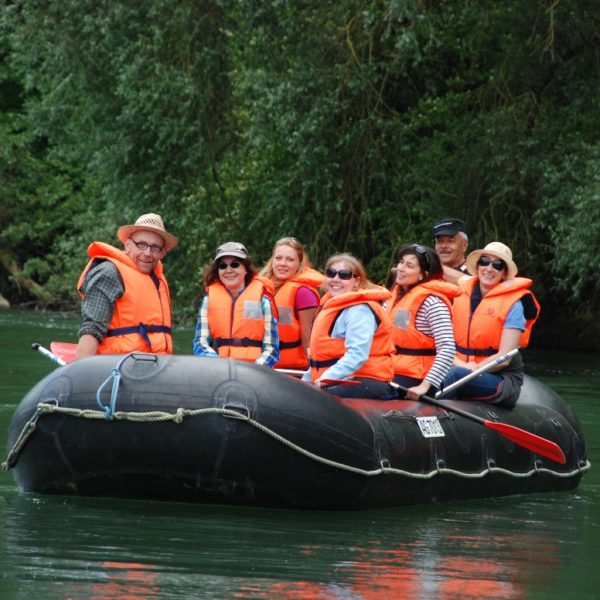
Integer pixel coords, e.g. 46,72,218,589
416,416,445,438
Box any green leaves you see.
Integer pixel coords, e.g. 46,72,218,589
1,0,599,346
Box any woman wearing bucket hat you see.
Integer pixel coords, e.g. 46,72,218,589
440,241,540,408
192,242,280,367
75,213,178,359
260,237,324,370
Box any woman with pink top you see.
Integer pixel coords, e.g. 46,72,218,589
261,237,324,370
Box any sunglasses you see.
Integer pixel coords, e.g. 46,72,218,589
325,268,357,280
217,260,242,270
411,244,431,270
477,256,506,271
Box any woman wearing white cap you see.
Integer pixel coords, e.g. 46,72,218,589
440,242,540,407
192,242,279,367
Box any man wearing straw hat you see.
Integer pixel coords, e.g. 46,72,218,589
75,213,178,359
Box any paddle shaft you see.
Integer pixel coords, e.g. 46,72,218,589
276,368,305,377
32,342,66,367
434,348,520,398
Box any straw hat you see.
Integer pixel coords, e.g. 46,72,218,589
214,242,249,261
465,241,518,279
117,213,178,251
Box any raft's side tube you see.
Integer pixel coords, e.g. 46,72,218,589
6,355,588,509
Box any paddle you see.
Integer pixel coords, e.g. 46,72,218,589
320,378,361,387
389,352,567,464
49,341,77,364
32,342,67,367
276,368,305,377
433,348,519,398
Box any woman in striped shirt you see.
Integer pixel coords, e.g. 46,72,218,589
387,244,458,401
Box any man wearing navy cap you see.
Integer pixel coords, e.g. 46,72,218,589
433,217,470,274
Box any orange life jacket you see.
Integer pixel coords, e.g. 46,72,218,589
387,280,459,379
273,268,324,369
453,276,540,362
77,241,173,354
309,287,394,382
206,276,276,362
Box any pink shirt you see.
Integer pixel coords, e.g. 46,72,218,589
295,285,320,312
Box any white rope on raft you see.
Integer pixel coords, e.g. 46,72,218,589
3,401,591,481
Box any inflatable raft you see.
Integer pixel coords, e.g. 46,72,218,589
4,353,589,510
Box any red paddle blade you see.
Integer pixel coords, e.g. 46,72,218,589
320,378,361,387
50,341,77,364
484,420,566,465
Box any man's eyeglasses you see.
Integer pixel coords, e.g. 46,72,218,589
131,239,164,254
218,260,242,270
477,256,506,271
325,268,357,280
411,244,430,270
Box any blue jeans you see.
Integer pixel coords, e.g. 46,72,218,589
327,377,395,400
440,366,503,402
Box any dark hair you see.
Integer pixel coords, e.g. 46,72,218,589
396,244,442,283
203,256,258,288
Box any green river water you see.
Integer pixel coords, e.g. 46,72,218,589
0,309,598,599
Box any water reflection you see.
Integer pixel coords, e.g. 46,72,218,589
1,311,598,599
234,510,563,599
1,492,581,599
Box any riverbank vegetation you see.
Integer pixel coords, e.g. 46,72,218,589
1,1,599,349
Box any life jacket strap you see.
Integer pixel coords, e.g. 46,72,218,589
279,339,302,350
309,357,339,369
455,344,497,357
394,345,436,356
214,337,263,349
106,323,172,352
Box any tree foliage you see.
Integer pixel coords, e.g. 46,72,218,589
1,0,599,348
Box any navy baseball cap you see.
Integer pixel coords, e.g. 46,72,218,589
433,217,467,237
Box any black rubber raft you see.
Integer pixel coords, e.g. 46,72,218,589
4,354,590,510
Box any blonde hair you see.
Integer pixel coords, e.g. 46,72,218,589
324,253,377,290
260,237,310,280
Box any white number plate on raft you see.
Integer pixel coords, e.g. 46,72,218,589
416,416,445,438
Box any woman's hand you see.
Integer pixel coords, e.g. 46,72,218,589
453,357,477,371
405,381,432,401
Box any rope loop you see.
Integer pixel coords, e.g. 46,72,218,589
95,353,134,420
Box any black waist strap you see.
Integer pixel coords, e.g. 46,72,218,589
106,323,172,352
394,345,436,356
309,357,339,369
214,337,263,350
456,343,497,357
279,339,302,350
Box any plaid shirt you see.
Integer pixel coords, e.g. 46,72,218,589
78,261,125,341
193,292,279,368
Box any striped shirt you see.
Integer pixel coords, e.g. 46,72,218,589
192,293,280,368
414,295,455,388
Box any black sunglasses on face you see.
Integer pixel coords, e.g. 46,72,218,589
218,260,242,270
477,256,506,271
325,268,356,280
